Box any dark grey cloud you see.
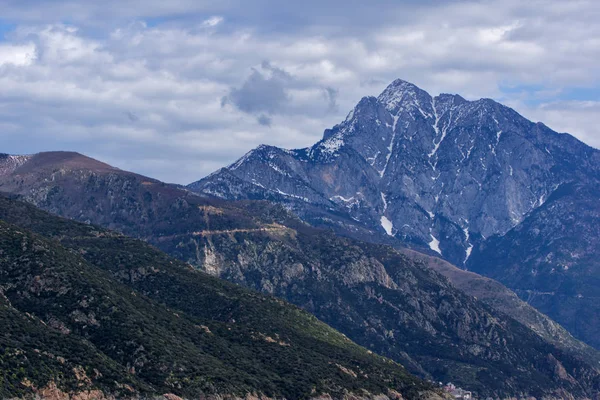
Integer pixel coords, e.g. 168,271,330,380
224,61,292,116
256,114,272,126
125,111,140,122
221,61,294,127
323,87,339,113
222,61,342,124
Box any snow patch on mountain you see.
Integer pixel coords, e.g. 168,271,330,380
268,162,290,177
320,136,345,154
381,216,394,236
428,98,449,160
429,234,442,255
381,192,388,211
332,195,355,203
463,226,473,263
274,188,309,202
380,115,399,177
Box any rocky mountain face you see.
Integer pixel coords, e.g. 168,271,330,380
396,247,600,367
1,152,599,399
0,154,31,176
189,79,600,349
469,182,600,350
0,194,441,400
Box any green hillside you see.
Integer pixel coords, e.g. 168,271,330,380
0,194,438,400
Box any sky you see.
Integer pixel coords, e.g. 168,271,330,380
0,0,599,184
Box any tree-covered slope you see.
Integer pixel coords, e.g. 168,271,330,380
0,196,439,400
0,292,147,399
0,192,598,399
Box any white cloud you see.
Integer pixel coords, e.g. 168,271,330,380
202,16,224,27
0,43,37,66
0,0,598,183
518,100,600,149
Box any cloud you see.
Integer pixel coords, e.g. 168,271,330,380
323,87,338,112
224,61,293,116
0,1,598,184
223,61,341,125
256,114,272,127
517,100,600,149
125,111,140,122
0,43,36,66
202,16,223,28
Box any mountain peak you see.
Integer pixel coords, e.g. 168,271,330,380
0,151,120,177
383,78,423,92
195,76,599,258
435,93,468,106
377,79,432,114
24,151,118,173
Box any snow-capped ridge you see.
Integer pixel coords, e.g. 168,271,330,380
230,144,299,170
192,77,600,272
229,149,257,170
377,79,432,115
311,98,381,160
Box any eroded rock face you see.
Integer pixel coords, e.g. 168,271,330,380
30,385,423,400
189,79,600,350
37,382,112,400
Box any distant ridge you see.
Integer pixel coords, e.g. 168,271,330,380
0,151,118,176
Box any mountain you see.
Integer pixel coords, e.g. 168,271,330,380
0,193,443,400
469,181,600,351
189,79,600,350
396,247,600,367
1,152,599,398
